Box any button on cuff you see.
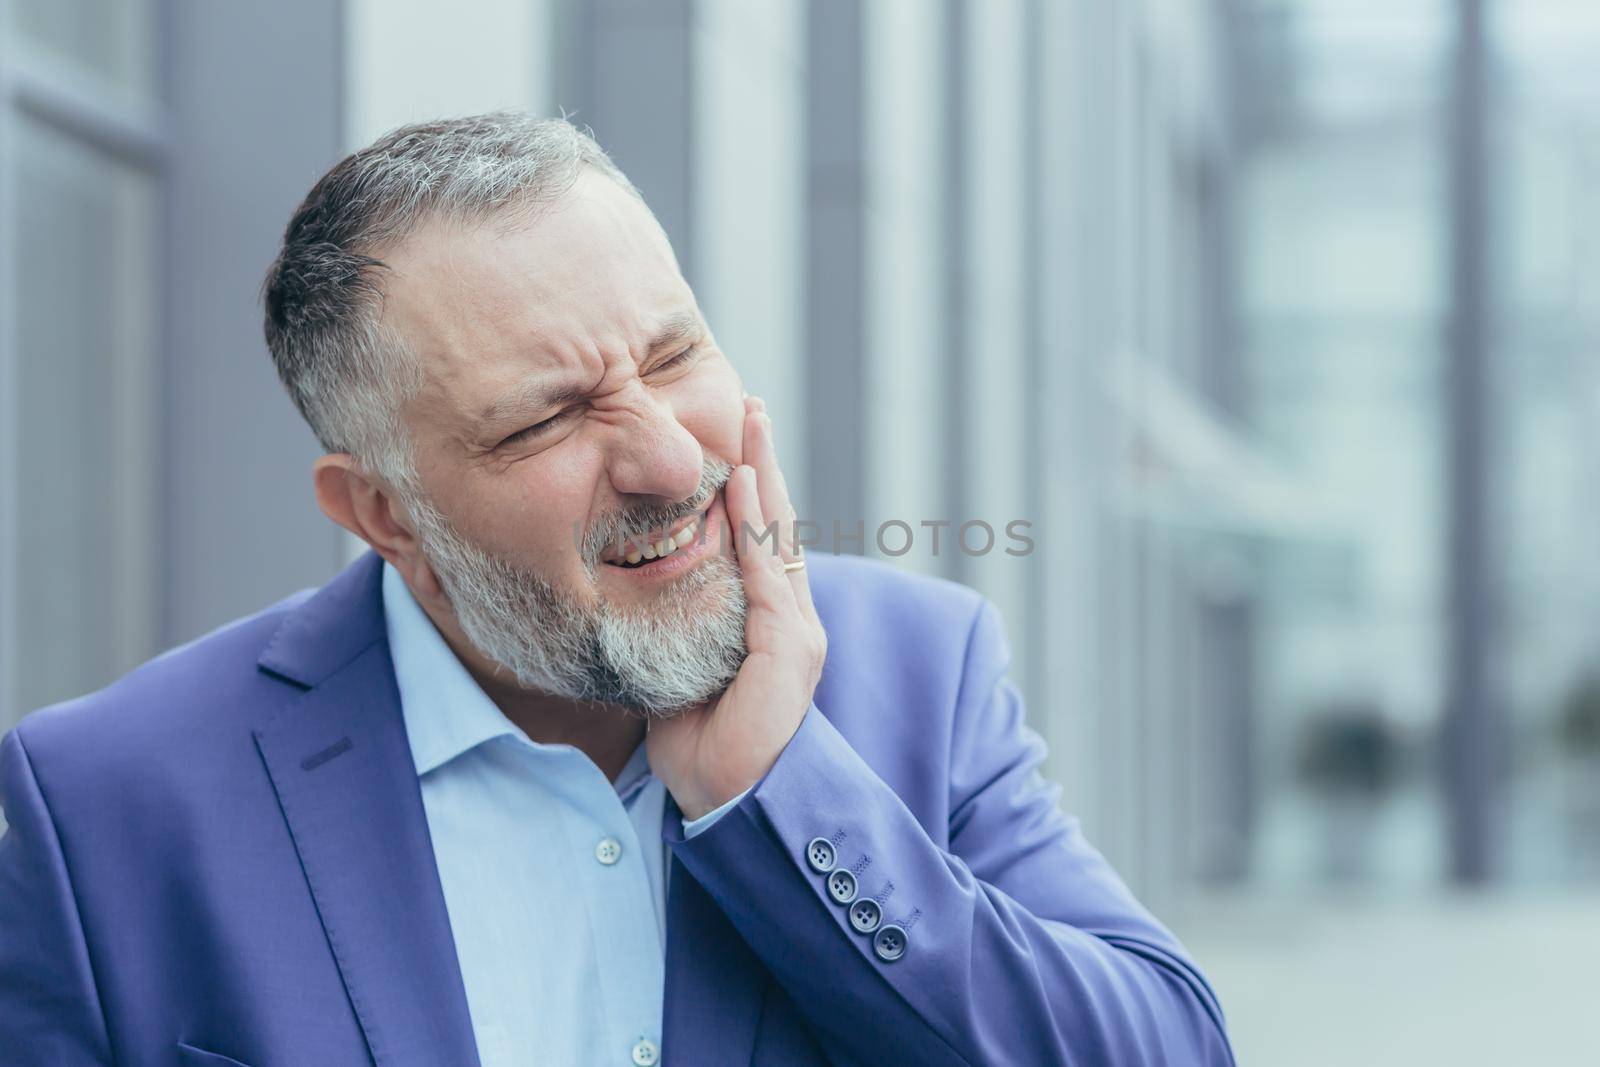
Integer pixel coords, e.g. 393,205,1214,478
826,867,858,904
873,923,908,962
805,836,836,872
849,897,882,933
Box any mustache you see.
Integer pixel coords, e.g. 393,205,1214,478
579,457,733,564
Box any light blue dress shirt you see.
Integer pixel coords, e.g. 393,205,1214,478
381,562,740,1067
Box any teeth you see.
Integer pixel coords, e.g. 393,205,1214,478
609,511,707,567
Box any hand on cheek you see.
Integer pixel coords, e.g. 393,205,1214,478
647,395,827,821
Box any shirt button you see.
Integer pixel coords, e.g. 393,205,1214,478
631,1037,660,1065
595,837,623,866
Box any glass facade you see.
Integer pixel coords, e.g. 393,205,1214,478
1496,1,1600,883
1235,0,1454,889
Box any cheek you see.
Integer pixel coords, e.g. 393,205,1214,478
431,462,589,572
675,360,746,462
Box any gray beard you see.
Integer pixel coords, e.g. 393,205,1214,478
401,459,747,717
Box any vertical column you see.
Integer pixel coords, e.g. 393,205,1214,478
1036,0,1089,831
1194,68,1257,885
803,0,866,547
1019,0,1047,715
961,0,1032,711
938,0,969,581
1036,0,1126,857
1104,0,1147,890
1443,0,1499,884
864,0,950,576
557,0,697,283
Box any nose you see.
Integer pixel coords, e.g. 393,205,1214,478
604,392,705,504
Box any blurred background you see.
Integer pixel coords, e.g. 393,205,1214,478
3,0,1599,1061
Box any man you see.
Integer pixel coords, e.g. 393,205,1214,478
0,113,1233,1066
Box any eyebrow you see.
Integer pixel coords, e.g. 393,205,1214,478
475,311,703,426
645,310,702,359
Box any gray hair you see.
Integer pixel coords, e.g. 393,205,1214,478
261,111,643,495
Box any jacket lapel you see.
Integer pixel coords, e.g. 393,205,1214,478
252,553,479,1067
662,805,767,1066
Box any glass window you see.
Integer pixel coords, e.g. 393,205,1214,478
1494,0,1600,883
1234,3,1451,889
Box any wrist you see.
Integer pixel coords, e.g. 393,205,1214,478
674,774,756,823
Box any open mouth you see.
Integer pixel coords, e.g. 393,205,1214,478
600,504,713,570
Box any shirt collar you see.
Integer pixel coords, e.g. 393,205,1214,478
380,561,654,794
613,739,653,805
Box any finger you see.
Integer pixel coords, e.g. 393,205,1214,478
742,405,797,558
726,463,795,618
742,401,822,628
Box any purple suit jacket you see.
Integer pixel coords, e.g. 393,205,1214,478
0,550,1233,1066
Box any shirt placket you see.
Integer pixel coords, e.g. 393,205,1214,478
547,753,666,1067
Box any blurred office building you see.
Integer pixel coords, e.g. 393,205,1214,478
3,0,1600,1062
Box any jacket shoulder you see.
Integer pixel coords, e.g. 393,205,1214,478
8,587,317,772
806,552,987,654
804,553,995,733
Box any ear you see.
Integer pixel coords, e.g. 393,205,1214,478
312,454,445,600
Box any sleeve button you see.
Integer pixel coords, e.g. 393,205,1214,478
849,897,882,933
805,836,836,872
873,923,908,962
826,867,858,904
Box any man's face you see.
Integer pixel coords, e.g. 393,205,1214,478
378,170,751,712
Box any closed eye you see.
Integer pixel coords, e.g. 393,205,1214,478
495,346,699,449
498,405,578,448
652,344,700,374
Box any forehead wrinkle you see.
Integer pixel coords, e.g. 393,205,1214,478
474,306,702,423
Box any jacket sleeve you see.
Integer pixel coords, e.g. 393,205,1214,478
664,599,1235,1066
0,727,115,1064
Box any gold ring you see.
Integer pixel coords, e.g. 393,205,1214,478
783,559,806,574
